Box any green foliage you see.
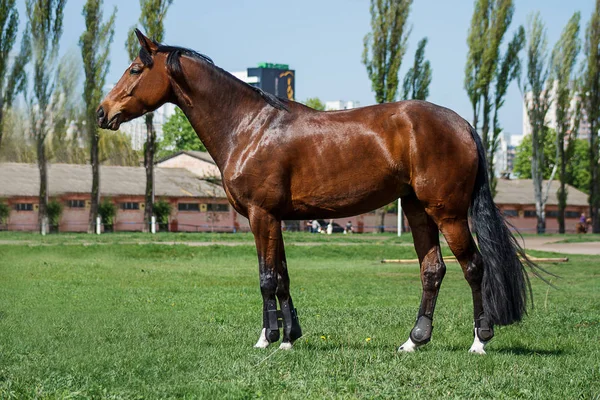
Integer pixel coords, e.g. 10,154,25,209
362,0,412,104
153,199,172,225
581,0,600,232
0,201,9,224
126,0,173,61
513,130,556,180
304,97,325,111
0,108,36,162
0,0,31,150
49,51,87,164
46,199,63,226
465,0,522,193
159,107,206,158
523,12,554,233
26,0,66,229
551,12,581,232
80,0,116,119
98,198,117,224
514,134,590,194
402,37,432,100
99,129,140,166
568,139,591,194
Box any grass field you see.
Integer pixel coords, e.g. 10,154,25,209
0,234,598,399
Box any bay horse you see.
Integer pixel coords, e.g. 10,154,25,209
98,30,539,354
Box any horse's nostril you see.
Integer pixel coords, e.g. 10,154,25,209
97,107,105,119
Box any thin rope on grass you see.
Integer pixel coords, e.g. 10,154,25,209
254,347,281,367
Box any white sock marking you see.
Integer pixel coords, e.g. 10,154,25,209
254,328,270,349
398,337,418,352
279,342,293,350
468,328,487,354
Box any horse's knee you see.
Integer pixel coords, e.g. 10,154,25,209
259,270,277,295
422,260,446,291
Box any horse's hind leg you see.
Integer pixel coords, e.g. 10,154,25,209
437,218,493,354
275,230,302,349
398,194,447,352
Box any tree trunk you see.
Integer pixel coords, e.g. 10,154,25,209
143,112,155,233
557,136,566,234
0,105,4,152
37,138,48,234
591,119,600,233
88,123,100,233
375,207,386,233
531,131,546,234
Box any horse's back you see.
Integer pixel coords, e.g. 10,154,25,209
274,100,479,218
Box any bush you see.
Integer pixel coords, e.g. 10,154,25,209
98,199,117,231
154,199,172,231
0,201,9,225
47,199,63,232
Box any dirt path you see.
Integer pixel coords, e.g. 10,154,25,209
518,237,600,256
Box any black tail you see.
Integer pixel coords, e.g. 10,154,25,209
468,126,541,326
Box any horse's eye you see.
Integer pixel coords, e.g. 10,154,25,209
130,68,142,75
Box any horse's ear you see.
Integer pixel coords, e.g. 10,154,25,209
135,29,158,54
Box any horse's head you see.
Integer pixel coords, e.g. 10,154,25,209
97,29,172,130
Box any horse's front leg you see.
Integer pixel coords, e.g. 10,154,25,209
249,207,301,350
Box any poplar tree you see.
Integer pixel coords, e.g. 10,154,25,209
402,37,432,100
80,0,116,233
0,0,30,151
25,0,66,234
523,12,554,234
362,0,412,105
362,0,412,233
489,26,525,194
582,0,600,233
125,0,173,233
464,0,524,191
551,12,581,234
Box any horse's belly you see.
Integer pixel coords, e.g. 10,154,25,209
288,168,411,219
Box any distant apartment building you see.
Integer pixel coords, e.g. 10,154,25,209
325,100,360,111
522,82,597,141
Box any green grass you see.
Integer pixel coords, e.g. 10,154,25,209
0,230,415,245
0,241,598,399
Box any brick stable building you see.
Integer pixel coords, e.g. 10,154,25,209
0,163,244,233
0,162,589,234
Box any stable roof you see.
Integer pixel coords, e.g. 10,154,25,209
494,179,588,206
0,163,225,198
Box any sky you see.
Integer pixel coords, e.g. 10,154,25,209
15,0,597,135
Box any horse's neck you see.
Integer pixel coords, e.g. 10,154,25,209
172,59,268,170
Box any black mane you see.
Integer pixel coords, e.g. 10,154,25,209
139,44,289,111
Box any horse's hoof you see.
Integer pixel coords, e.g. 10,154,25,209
254,328,270,349
468,328,487,354
279,342,293,350
398,338,418,352
468,346,486,355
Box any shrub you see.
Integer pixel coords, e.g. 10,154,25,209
0,201,9,225
154,199,172,226
47,200,63,226
98,199,117,228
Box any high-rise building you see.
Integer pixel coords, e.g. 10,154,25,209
231,62,295,101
